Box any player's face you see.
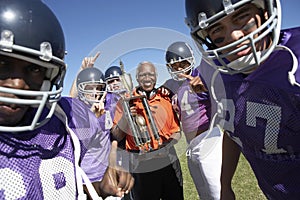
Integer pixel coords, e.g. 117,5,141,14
170,60,191,78
107,77,122,91
137,64,156,92
84,84,104,101
0,56,46,126
206,3,266,61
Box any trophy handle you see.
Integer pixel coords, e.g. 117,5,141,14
120,73,133,94
119,59,133,94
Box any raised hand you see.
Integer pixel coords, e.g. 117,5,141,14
90,92,107,118
180,73,208,93
80,51,101,70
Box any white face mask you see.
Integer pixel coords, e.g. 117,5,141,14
167,57,195,81
191,0,282,75
226,50,267,74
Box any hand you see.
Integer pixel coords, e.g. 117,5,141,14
80,51,100,70
90,92,107,118
171,94,179,113
157,86,171,97
128,100,137,117
98,141,134,198
181,73,208,93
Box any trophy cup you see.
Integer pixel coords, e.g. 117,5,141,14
118,60,160,152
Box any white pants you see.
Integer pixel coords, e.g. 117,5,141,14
186,126,223,200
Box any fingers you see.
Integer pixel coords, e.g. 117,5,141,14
157,87,170,97
100,140,135,198
92,51,101,63
87,51,100,66
180,73,194,80
116,170,135,195
108,140,135,196
189,76,202,86
81,51,101,69
108,140,135,195
190,78,208,93
91,94,106,117
130,104,138,116
181,73,208,92
180,73,201,85
99,91,107,102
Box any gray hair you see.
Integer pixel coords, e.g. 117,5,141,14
135,61,158,80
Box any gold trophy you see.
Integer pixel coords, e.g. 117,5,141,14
119,60,160,152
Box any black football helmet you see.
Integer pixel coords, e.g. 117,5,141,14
77,67,106,105
185,0,282,74
104,66,125,93
165,41,195,81
0,0,66,132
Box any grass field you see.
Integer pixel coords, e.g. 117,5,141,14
179,152,267,200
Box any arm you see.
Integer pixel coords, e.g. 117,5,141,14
69,78,79,98
69,52,100,97
158,99,182,148
84,141,134,199
220,132,241,200
110,121,127,142
181,73,208,93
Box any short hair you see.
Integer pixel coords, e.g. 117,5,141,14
135,61,157,80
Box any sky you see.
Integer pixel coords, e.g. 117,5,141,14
43,0,300,96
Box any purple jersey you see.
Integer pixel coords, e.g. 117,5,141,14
163,78,184,95
215,27,300,199
80,92,120,182
0,97,102,199
176,69,211,141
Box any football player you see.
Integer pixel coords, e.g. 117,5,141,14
165,41,223,200
105,65,126,94
185,0,300,199
69,51,100,98
76,67,127,199
0,0,133,199
76,67,107,116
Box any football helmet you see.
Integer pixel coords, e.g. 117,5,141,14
0,0,66,132
165,41,195,81
185,0,282,74
104,66,126,93
77,67,106,105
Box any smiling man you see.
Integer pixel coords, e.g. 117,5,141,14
111,61,183,200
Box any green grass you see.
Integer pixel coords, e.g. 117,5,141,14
179,153,266,200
